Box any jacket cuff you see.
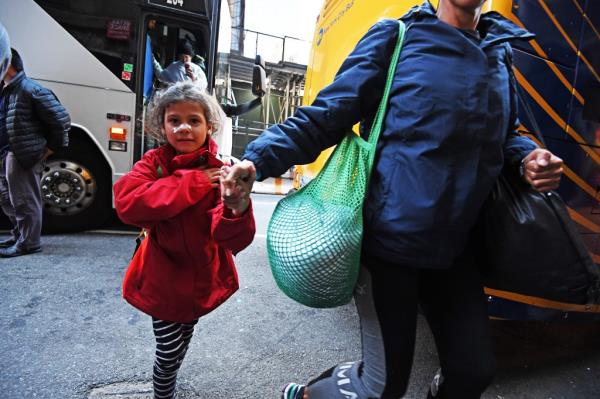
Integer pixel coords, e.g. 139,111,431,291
243,154,266,182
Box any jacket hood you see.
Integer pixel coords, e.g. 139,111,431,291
402,1,535,48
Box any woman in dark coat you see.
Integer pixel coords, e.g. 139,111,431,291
225,1,563,398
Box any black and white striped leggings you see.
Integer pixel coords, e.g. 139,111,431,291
152,317,199,399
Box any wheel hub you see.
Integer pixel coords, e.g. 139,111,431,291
41,160,96,215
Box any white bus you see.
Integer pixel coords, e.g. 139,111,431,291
1,0,264,231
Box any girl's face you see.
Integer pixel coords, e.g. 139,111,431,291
164,101,211,154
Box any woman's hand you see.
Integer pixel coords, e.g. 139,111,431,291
521,149,563,192
220,163,255,216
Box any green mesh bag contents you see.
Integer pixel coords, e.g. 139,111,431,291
267,20,406,308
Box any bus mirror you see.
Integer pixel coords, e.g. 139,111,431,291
255,55,266,69
252,63,266,97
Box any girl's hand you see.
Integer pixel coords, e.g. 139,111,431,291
220,165,252,216
201,167,220,189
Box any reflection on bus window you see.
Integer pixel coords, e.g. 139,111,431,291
34,0,138,90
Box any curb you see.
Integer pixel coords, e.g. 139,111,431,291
252,177,293,195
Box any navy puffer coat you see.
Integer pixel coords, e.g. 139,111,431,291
244,1,538,269
2,71,70,168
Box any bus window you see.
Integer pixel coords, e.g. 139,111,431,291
34,0,138,90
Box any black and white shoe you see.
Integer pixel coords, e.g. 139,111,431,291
281,383,305,399
428,368,444,398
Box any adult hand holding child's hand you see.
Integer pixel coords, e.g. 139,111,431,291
220,161,256,216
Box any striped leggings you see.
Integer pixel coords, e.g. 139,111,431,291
152,317,199,399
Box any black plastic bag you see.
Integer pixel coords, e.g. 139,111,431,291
476,173,600,305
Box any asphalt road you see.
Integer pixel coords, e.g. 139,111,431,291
1,193,600,398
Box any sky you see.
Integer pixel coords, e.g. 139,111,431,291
218,0,324,64
244,0,324,41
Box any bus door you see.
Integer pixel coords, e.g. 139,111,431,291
135,6,214,161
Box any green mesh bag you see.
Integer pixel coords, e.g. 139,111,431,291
266,21,406,308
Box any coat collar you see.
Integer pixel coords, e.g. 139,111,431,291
1,71,25,94
402,1,535,48
156,137,222,174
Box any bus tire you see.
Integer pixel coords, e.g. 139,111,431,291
41,137,111,232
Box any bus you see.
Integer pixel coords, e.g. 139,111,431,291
0,0,264,231
297,0,600,320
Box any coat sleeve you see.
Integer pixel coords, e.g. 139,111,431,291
503,45,537,170
32,86,71,150
209,201,256,255
114,153,215,228
243,19,400,180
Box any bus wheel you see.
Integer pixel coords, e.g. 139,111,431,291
41,145,111,232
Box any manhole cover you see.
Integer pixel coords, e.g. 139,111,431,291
88,382,153,398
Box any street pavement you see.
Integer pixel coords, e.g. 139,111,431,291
1,194,600,398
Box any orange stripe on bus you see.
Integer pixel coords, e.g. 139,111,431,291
567,207,600,233
514,68,600,165
528,40,585,104
570,0,600,41
484,287,600,313
519,128,598,202
510,13,585,104
537,0,600,82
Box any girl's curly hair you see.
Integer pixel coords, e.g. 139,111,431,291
145,81,225,143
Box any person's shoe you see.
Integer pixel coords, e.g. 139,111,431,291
0,238,17,248
0,244,42,258
281,383,306,399
427,368,444,398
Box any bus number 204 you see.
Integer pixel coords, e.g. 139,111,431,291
167,0,184,7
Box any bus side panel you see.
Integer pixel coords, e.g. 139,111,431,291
513,0,600,268
36,81,136,186
511,0,584,68
567,0,600,258
0,0,138,187
298,0,413,182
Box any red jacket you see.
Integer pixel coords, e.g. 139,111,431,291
113,139,255,323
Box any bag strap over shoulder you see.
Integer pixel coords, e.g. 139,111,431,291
367,20,407,151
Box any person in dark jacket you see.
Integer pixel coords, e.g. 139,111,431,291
224,1,563,398
0,48,70,257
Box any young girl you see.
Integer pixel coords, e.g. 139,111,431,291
113,81,255,399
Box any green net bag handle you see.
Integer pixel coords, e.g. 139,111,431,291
267,20,406,308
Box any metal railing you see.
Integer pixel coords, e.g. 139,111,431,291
233,27,311,65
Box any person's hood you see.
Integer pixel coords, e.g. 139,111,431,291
0,23,10,79
401,1,535,48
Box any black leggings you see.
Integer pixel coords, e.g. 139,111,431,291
152,318,198,399
306,255,496,399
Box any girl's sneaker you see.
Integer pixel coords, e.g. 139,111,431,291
280,383,305,399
